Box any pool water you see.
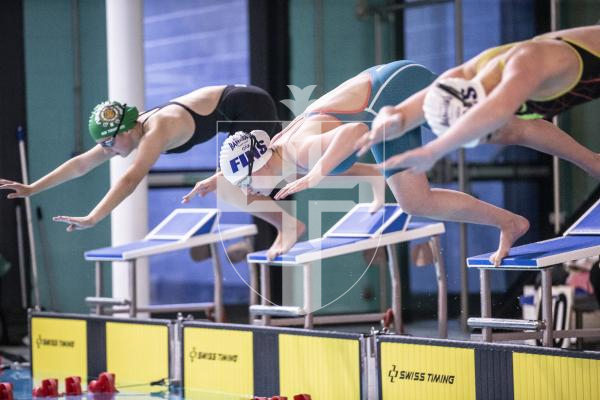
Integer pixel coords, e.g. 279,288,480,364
1,367,32,399
0,367,274,399
0,367,191,400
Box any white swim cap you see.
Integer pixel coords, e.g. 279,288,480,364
219,130,273,186
423,77,487,148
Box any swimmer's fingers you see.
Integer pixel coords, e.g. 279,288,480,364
0,180,32,198
52,215,95,231
355,130,379,156
181,178,217,203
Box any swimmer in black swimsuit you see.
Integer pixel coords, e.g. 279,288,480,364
140,85,281,154
357,25,600,183
0,85,296,242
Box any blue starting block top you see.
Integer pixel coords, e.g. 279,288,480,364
247,204,445,265
467,235,600,269
468,197,600,269
255,237,363,264
84,208,256,261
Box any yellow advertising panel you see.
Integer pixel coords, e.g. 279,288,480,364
380,342,475,400
106,322,169,393
31,317,87,392
513,352,600,400
279,334,360,399
183,327,254,400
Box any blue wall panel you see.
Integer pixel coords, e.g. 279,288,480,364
144,0,249,171
144,0,251,305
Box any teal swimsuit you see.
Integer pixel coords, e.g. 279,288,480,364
308,60,436,178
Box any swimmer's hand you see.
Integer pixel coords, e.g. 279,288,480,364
274,172,322,200
355,106,405,156
0,179,33,199
52,215,96,232
379,145,439,174
181,176,217,203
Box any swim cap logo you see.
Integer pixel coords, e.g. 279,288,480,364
441,97,451,127
228,136,246,152
459,87,479,107
94,103,122,129
435,81,480,129
229,139,267,173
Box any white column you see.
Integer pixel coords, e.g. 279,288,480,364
106,0,149,312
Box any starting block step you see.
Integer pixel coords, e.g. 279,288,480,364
134,302,215,314
249,305,305,317
468,317,546,331
85,297,130,306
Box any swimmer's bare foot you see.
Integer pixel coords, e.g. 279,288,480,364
368,198,384,214
368,179,386,214
266,219,306,260
490,215,530,267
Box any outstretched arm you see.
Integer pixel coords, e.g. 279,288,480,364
0,145,111,199
183,171,294,231
355,63,475,155
275,122,369,199
183,172,306,260
181,171,222,202
355,88,428,156
381,52,544,173
53,129,168,231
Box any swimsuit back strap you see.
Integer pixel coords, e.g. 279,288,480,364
168,101,197,115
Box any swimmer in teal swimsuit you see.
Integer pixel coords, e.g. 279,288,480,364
186,60,529,264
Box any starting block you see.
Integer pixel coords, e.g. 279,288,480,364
84,208,257,320
247,204,447,336
467,197,600,346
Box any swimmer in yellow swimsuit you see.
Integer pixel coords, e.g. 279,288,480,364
357,25,600,179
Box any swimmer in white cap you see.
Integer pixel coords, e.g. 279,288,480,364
184,60,529,265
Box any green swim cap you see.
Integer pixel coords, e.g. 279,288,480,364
88,101,139,141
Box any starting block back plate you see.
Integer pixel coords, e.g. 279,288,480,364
565,198,600,236
145,208,219,241
325,203,409,238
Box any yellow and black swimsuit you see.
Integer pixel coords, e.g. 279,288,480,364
477,37,600,120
